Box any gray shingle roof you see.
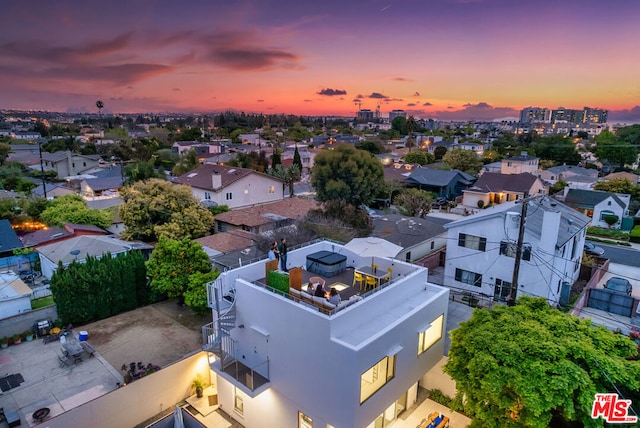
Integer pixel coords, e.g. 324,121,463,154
467,172,539,193
564,188,625,209
373,214,448,248
0,219,23,253
444,196,590,249
407,169,474,187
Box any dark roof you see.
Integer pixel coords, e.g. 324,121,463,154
406,169,474,187
564,188,626,209
83,176,124,191
467,172,539,193
373,214,447,248
0,219,23,253
172,164,282,191
21,227,72,247
546,164,598,178
90,165,123,179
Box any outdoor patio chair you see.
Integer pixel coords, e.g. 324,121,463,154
353,272,365,291
365,275,377,292
309,276,325,288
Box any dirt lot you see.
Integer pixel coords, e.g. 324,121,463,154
78,299,211,372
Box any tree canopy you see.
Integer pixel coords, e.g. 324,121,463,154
40,194,111,228
393,188,433,217
119,179,214,241
593,131,638,170
530,135,580,165
146,238,216,312
444,297,640,427
593,178,640,198
403,150,435,165
442,148,483,175
311,143,384,206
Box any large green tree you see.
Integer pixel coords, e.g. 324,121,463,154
119,179,214,241
393,188,433,217
442,148,483,174
403,150,435,165
530,135,580,165
146,238,214,310
444,297,640,427
40,194,111,228
311,143,383,206
593,178,640,197
593,131,638,170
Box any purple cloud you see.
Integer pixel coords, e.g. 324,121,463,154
257,99,264,102
432,102,519,121
609,106,640,124
317,88,347,96
393,77,413,82
423,102,433,106
304,99,312,102
369,92,389,99
407,103,416,106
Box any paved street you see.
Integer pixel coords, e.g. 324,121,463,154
589,240,640,267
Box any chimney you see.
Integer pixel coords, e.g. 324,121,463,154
212,171,222,189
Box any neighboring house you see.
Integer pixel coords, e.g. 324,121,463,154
172,164,284,210
501,152,539,174
563,188,630,229
538,164,599,189
41,151,102,179
81,176,124,198
195,229,257,258
372,214,448,266
281,144,315,172
37,235,153,279
462,172,546,209
22,223,108,248
204,152,238,166
405,169,475,199
214,198,319,233
31,182,76,199
0,272,32,319
444,196,590,304
202,239,449,428
0,219,23,258
172,141,223,158
602,171,640,184
457,141,488,157
382,162,421,184
481,161,502,174
6,143,41,165
13,131,41,141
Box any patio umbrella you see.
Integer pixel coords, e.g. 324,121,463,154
344,237,403,259
173,405,184,428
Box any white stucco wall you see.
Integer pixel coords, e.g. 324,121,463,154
191,174,284,209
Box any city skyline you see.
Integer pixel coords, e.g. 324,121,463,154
1,0,639,122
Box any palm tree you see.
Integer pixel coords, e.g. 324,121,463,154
403,115,420,152
96,100,104,117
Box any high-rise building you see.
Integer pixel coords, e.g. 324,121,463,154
551,107,608,124
388,109,407,122
581,107,608,124
519,107,550,124
357,109,374,121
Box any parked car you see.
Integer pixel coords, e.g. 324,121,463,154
604,277,632,296
584,242,605,256
432,197,448,208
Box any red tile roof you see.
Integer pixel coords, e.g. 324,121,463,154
214,198,320,227
195,230,256,253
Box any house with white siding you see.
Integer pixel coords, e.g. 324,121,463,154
443,196,590,305
172,164,284,210
202,240,449,428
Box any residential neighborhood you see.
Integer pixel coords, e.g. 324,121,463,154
1,108,640,428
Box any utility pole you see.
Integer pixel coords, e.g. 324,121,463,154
38,141,47,199
509,193,536,305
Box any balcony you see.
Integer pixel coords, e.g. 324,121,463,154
202,322,270,396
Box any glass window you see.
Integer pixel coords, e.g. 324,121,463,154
454,268,482,287
298,411,312,428
418,314,444,355
499,241,531,261
360,355,396,404
458,233,486,251
269,185,275,193
226,192,233,200
234,387,244,415
204,192,211,200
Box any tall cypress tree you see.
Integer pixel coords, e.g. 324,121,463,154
293,145,302,170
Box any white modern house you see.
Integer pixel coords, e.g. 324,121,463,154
443,196,590,305
172,164,284,210
501,152,539,174
201,240,449,428
563,188,630,229
0,272,32,319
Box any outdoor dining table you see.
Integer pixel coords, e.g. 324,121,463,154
355,266,388,289
63,341,84,363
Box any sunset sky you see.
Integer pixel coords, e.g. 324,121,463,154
1,0,639,121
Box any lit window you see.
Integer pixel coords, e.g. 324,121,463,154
269,185,275,193
298,411,312,428
458,233,486,251
234,387,244,415
454,268,482,287
360,355,396,404
244,189,249,194
418,314,444,355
